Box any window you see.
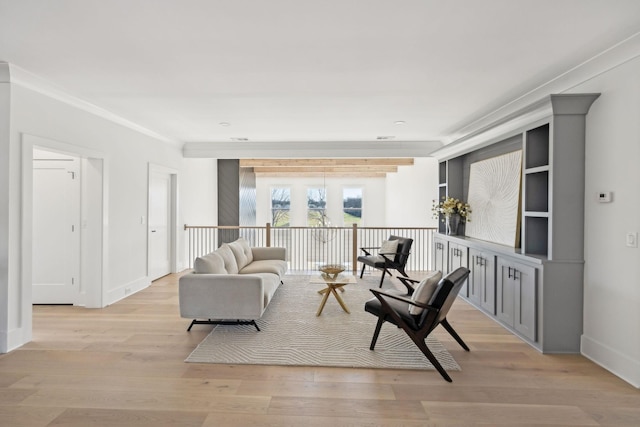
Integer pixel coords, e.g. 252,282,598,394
343,188,362,226
270,187,290,227
307,187,329,226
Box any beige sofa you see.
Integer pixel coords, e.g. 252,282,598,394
179,237,287,331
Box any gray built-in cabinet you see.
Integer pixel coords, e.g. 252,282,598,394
433,93,600,353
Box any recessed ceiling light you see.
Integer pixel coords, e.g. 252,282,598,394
394,120,406,125
376,136,395,140
231,137,249,142
219,122,230,127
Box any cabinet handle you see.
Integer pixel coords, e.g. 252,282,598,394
508,267,512,278
513,269,520,280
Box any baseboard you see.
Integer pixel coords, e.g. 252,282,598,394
0,326,32,353
105,276,151,306
581,334,640,388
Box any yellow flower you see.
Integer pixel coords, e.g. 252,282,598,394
432,197,471,222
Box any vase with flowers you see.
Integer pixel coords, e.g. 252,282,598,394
432,196,471,235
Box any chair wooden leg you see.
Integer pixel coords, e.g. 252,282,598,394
369,316,385,350
414,336,452,382
396,265,407,278
440,318,470,351
378,269,387,287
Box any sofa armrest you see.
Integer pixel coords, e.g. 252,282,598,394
179,273,267,320
251,246,286,261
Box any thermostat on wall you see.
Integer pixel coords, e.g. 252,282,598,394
597,191,613,203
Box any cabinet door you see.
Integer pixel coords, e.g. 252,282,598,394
468,249,483,305
433,237,448,274
514,263,537,341
469,249,496,313
448,242,468,296
496,258,515,326
497,257,538,342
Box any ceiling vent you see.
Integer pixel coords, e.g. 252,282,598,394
376,136,395,140
231,137,249,142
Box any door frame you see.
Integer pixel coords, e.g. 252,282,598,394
22,134,108,315
147,163,179,277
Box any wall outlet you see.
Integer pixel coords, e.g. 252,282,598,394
626,232,638,248
125,287,132,295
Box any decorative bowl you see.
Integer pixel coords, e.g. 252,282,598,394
319,264,345,280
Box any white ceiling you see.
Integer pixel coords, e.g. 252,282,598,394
2,0,640,150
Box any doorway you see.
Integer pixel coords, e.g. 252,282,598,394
32,149,80,304
147,164,178,281
23,134,106,312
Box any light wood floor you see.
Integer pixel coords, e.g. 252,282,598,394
1,272,638,427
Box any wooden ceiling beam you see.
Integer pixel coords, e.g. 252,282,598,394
252,166,398,173
254,172,387,178
240,158,413,168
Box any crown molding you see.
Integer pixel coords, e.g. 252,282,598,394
438,31,640,154
432,93,600,161
182,140,443,159
0,62,180,147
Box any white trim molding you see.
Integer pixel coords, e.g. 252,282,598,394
581,335,640,388
183,140,443,159
1,62,180,147
105,276,151,306
438,31,640,151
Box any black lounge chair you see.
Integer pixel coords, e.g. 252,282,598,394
364,267,471,382
357,235,413,287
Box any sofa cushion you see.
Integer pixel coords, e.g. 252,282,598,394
228,237,254,270
240,259,287,277
409,270,442,315
194,251,227,274
216,244,239,274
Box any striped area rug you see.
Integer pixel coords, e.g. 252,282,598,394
185,274,460,371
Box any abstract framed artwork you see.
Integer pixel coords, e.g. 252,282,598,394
465,150,522,247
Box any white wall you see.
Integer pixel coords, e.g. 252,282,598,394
180,158,218,226
0,78,212,352
385,157,440,227
568,56,640,387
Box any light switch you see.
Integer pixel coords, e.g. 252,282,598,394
626,232,638,248
140,215,146,225
597,191,612,203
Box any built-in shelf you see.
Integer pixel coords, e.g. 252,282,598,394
524,212,549,218
523,216,549,255
523,123,551,255
433,93,600,353
524,171,549,213
525,123,550,169
525,165,550,174
438,162,447,185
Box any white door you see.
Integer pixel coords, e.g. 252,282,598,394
148,170,172,280
32,155,80,304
